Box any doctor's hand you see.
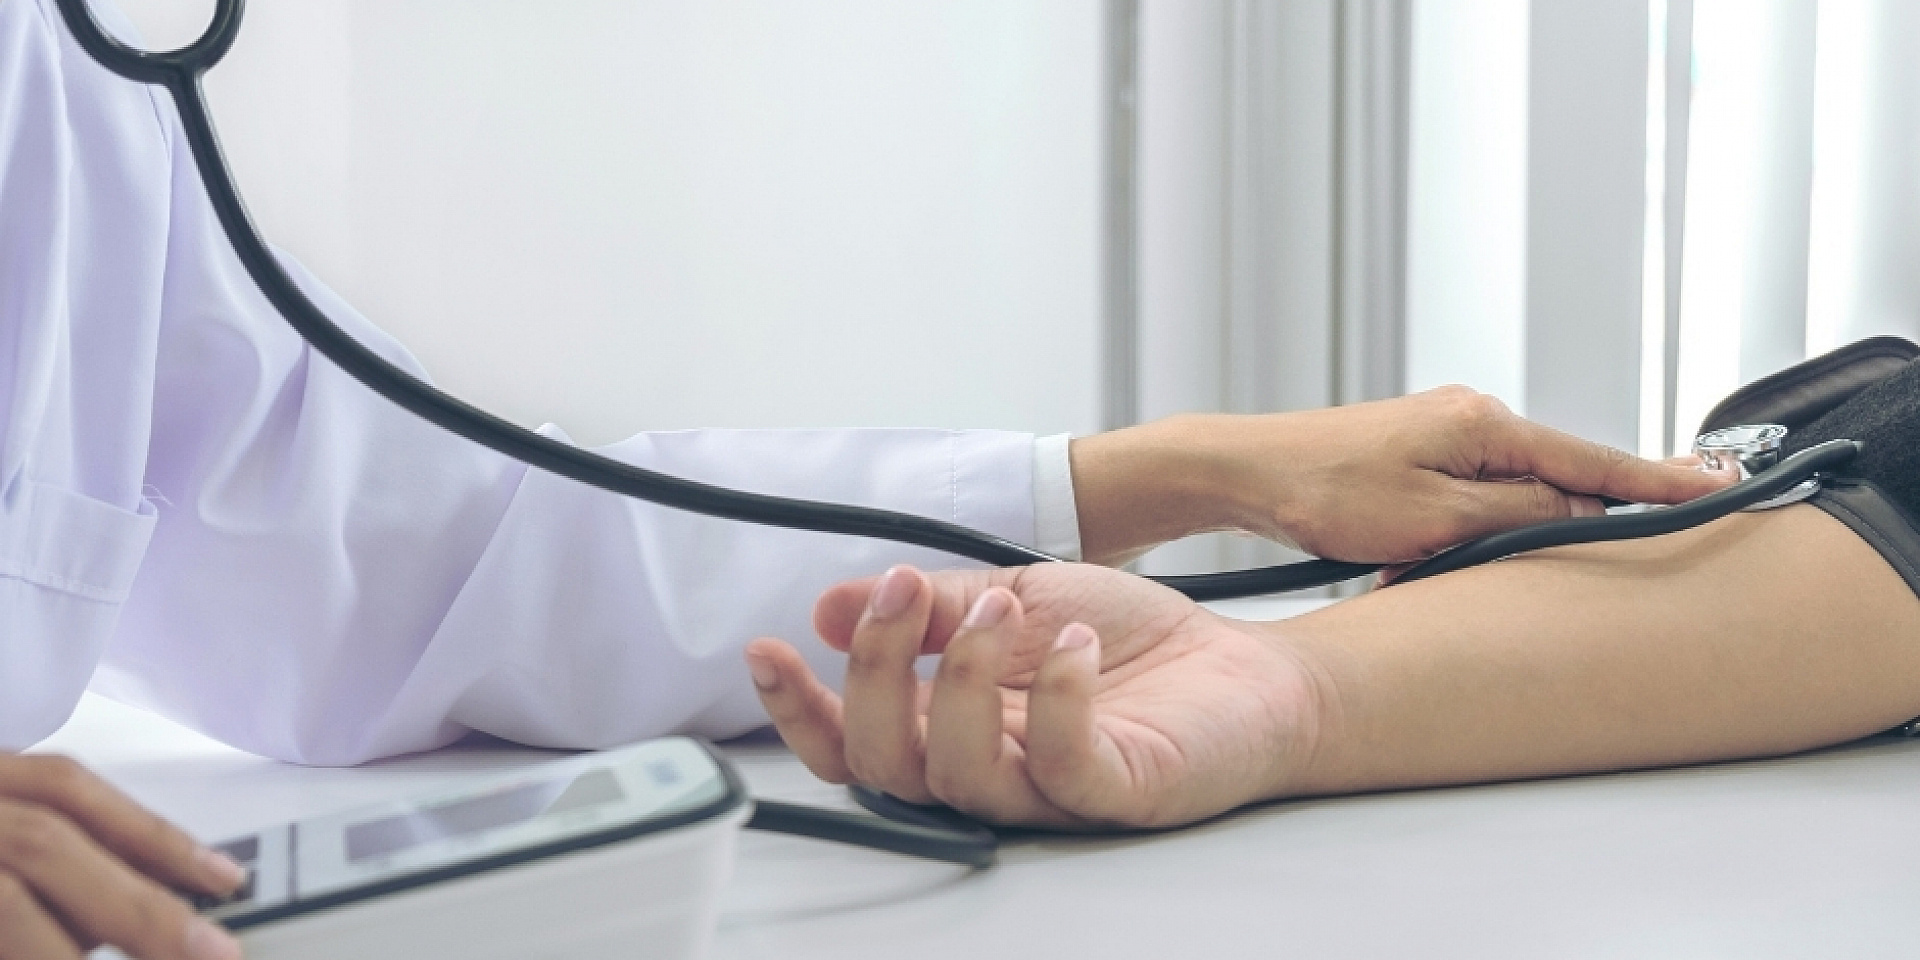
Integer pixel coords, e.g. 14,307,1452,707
1070,386,1737,565
0,754,245,960
743,563,1321,829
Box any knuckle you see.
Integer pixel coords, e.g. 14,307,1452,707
844,642,896,676
1455,391,1510,429
28,754,92,803
933,651,989,688
1031,664,1082,701
1423,384,1500,428
0,806,77,865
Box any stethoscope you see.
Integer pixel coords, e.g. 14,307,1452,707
51,0,1862,868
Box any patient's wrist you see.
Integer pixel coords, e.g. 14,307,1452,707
1248,620,1352,801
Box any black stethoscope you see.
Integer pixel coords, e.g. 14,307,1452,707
52,0,1860,868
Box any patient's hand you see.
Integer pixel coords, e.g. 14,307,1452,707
744,563,1321,829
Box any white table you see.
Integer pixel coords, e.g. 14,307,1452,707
37,598,1920,959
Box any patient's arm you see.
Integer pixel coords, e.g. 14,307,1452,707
745,503,1920,829
1283,503,1920,795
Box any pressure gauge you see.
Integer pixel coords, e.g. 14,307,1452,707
193,737,749,960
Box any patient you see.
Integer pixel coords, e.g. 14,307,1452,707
745,361,1920,830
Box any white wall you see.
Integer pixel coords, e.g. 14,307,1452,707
1408,0,1653,456
1806,0,1920,356
1405,0,1527,410
1673,0,1817,443
114,0,1105,445
1131,0,1345,578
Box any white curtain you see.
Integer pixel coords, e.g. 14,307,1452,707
1408,0,1920,460
1133,0,1408,577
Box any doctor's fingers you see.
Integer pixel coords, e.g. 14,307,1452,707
1473,413,1733,504
813,566,1017,655
0,755,242,898
1439,477,1606,548
921,591,1076,827
745,638,856,784
840,566,942,804
0,801,241,960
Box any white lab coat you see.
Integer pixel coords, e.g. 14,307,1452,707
0,0,1062,763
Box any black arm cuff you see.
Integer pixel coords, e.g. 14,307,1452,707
1805,481,1920,736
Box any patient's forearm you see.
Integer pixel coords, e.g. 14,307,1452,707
1271,504,1920,797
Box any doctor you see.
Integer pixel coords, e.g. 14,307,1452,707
0,0,1732,957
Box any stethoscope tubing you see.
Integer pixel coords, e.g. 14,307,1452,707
1389,439,1861,585
747,796,997,868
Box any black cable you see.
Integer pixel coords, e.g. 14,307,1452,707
847,784,996,838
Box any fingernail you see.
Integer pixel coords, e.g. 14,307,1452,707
962,590,1012,631
746,652,779,691
185,917,243,960
868,566,919,621
197,848,247,890
1054,623,1096,652
1570,497,1605,518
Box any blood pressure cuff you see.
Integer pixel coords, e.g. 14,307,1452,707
1706,336,1920,599
1696,337,1920,735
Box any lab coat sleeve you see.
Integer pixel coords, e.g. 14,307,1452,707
1,0,1047,762
0,0,168,745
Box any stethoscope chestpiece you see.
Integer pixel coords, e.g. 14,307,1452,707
1693,423,1821,510
1694,423,1788,475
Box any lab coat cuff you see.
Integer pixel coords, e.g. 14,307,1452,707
1031,433,1082,561
0,480,157,603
